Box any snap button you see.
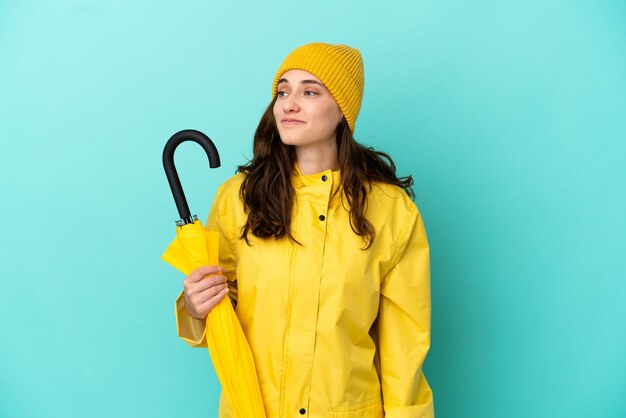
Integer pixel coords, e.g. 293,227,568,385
319,215,325,221
321,175,328,182
299,408,306,415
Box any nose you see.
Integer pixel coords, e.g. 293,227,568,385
282,93,300,113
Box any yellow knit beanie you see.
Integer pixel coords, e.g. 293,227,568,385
272,42,364,134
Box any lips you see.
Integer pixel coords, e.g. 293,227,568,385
281,118,305,125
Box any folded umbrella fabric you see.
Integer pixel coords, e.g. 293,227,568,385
163,220,266,418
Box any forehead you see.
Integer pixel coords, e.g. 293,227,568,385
277,69,323,85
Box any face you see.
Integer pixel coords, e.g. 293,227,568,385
273,69,344,150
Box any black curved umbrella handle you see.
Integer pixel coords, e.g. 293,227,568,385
162,129,221,226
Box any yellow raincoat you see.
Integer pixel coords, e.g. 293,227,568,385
175,166,434,418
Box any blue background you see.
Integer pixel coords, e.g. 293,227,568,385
1,1,625,417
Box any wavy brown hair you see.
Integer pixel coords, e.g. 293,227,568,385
237,96,414,249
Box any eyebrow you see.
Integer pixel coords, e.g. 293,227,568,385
277,78,324,87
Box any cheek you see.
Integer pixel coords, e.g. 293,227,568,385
317,104,342,129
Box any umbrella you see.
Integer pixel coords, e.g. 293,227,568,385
161,129,266,418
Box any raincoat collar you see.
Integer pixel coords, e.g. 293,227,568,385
292,163,342,204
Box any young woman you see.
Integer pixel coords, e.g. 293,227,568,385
175,42,434,417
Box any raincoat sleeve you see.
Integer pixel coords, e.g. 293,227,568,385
175,291,207,347
379,204,434,417
175,179,240,348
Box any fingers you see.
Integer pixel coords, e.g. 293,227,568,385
183,265,229,319
195,287,230,317
185,275,227,299
185,265,224,284
184,272,228,307
190,274,226,293
184,273,226,295
185,285,229,319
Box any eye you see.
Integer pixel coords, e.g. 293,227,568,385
277,91,287,97
304,90,317,96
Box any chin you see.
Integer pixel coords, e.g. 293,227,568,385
277,134,301,146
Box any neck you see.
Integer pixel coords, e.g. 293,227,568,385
295,141,338,175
